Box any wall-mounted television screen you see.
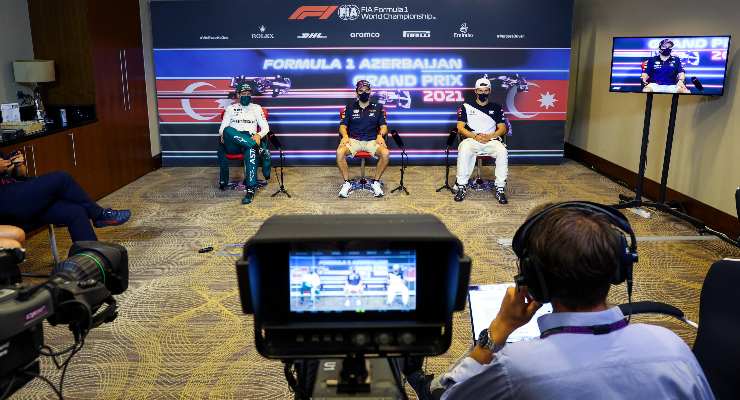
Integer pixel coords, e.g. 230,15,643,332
610,36,730,96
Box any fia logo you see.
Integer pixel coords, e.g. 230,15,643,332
338,4,360,21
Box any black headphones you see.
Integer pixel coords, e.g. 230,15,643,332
512,201,638,303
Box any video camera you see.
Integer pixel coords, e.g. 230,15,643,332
236,214,470,398
0,241,128,399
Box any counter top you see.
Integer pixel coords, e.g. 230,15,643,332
0,119,98,148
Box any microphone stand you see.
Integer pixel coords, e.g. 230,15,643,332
269,133,291,198
391,145,409,195
436,130,457,193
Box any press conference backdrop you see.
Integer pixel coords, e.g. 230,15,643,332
151,0,574,166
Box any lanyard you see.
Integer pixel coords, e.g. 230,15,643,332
540,319,628,339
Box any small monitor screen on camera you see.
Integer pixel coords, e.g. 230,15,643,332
289,250,417,313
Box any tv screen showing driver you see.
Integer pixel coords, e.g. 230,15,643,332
289,250,417,313
609,36,731,96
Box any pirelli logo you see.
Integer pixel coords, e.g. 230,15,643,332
288,6,338,20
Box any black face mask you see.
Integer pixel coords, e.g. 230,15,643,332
358,92,370,102
477,93,489,102
239,95,251,106
660,47,672,56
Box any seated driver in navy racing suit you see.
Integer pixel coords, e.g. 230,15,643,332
641,39,690,94
217,82,271,204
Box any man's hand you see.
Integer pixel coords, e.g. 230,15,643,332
0,159,12,174
10,152,25,165
489,286,542,344
219,133,224,144
251,134,260,145
474,134,491,144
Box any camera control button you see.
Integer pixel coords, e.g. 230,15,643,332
352,333,370,346
398,332,416,345
77,279,97,289
376,333,392,345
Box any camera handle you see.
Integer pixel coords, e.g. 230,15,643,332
286,355,408,399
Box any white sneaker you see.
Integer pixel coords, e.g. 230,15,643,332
371,180,384,197
339,181,352,198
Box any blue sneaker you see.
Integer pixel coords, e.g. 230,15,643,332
93,208,131,228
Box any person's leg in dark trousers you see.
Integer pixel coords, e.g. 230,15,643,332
217,141,231,189
0,171,103,222
38,200,97,242
259,140,271,181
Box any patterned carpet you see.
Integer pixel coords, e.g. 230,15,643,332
13,161,740,399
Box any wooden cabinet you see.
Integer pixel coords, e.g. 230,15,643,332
27,0,155,200
0,121,115,199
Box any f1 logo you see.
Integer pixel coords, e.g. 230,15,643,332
288,5,338,20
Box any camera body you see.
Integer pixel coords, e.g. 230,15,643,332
236,214,471,359
0,241,128,397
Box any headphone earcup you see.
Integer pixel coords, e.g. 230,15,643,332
519,255,550,303
611,234,631,285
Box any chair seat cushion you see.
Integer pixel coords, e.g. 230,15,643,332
225,153,245,161
354,151,372,159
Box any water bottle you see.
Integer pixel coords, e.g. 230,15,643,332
60,108,67,127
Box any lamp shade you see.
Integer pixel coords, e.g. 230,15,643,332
13,60,55,83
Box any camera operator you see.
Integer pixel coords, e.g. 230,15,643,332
408,203,712,399
0,150,131,243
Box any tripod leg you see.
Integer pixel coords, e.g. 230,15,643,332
271,149,291,198
436,147,454,193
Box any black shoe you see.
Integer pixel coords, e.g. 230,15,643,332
219,183,228,191
242,188,256,205
256,179,269,188
495,188,508,204
454,184,467,202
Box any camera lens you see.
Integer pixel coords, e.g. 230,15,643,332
52,242,128,295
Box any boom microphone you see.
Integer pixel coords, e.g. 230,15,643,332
267,131,283,149
390,129,405,149
691,77,704,92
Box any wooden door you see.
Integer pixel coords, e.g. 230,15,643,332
70,122,111,199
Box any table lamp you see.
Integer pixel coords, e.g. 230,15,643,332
13,60,55,122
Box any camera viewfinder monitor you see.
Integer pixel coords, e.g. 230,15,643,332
290,250,417,313
609,36,731,96
237,214,471,359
